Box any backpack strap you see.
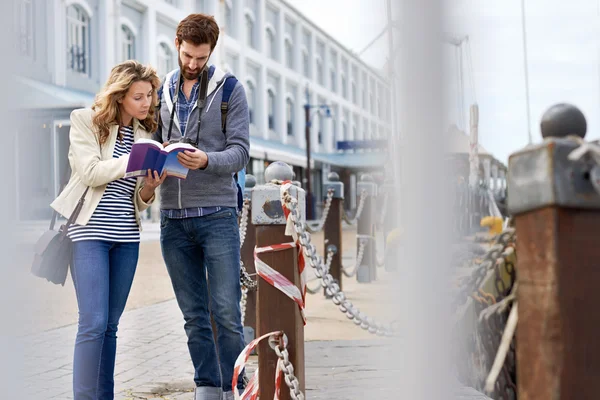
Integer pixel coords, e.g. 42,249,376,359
220,76,238,134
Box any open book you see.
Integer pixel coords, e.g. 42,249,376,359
125,138,196,179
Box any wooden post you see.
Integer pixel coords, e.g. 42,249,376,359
507,103,599,399
356,174,377,283
323,172,344,296
252,161,306,400
241,174,258,347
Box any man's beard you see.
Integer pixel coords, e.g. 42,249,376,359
178,56,204,80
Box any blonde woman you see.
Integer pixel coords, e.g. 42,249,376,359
51,60,166,400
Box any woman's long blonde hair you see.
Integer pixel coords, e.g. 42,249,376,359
92,60,161,144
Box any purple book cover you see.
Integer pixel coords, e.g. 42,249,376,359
125,138,195,179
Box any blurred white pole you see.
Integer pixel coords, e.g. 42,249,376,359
521,0,533,144
394,0,452,398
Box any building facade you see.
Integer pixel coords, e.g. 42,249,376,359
13,0,391,221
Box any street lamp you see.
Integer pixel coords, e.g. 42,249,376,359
304,85,332,220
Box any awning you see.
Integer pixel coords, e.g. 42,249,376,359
249,136,386,170
250,136,313,168
313,151,387,169
13,76,95,110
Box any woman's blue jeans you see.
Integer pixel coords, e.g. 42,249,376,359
70,240,139,400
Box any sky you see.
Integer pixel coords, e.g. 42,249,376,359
289,0,600,164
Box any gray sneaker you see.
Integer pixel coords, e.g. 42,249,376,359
194,386,223,400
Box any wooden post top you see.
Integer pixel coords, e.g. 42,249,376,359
507,103,600,215
251,161,306,225
324,172,344,199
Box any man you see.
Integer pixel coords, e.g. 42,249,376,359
153,13,249,400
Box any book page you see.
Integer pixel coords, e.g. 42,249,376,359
162,150,189,179
164,142,196,153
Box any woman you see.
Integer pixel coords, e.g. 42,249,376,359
50,60,166,400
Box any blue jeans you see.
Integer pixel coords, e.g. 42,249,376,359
160,207,245,393
71,240,139,400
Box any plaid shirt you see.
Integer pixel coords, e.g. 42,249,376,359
160,66,222,219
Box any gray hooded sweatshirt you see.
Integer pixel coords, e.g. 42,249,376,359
153,66,250,210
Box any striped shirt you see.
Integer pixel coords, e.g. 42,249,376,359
68,126,140,243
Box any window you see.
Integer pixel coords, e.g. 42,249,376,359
225,1,234,37
286,99,294,136
17,0,34,58
330,68,336,92
302,50,309,78
318,116,324,144
362,87,366,108
157,42,173,77
266,6,278,27
285,39,293,69
67,5,91,75
245,15,255,48
164,0,178,5
341,76,347,98
316,59,323,86
332,119,337,147
121,25,135,61
351,81,356,103
246,81,255,124
342,122,347,141
268,90,275,130
266,28,276,60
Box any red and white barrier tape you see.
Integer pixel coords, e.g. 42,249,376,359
279,181,307,304
232,330,285,400
252,180,307,323
254,243,306,323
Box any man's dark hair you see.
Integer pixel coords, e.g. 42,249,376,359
176,13,220,50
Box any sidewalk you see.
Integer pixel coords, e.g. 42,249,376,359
16,222,491,399
20,298,491,400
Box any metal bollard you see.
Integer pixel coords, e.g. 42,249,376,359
323,172,344,297
508,103,600,399
356,174,377,283
379,181,395,272
252,161,306,400
241,174,257,348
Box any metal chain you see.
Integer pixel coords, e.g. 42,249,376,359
240,260,258,291
305,248,334,294
239,198,250,248
342,189,368,225
268,334,305,400
240,286,248,326
306,188,335,233
452,228,516,311
454,234,518,399
282,189,396,337
342,238,368,278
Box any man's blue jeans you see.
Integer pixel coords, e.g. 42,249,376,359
160,207,245,393
71,240,139,400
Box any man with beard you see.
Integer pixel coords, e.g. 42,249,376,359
152,13,249,400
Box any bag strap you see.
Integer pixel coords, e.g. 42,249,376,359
58,186,90,238
220,76,238,134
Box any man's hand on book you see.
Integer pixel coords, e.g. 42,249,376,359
177,149,208,170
